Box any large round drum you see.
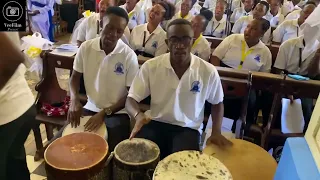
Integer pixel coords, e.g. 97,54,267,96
113,138,160,180
153,150,232,180
62,116,108,140
203,139,277,180
44,132,109,180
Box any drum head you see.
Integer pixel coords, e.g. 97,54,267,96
45,132,108,171
62,116,108,140
114,138,160,165
153,150,232,180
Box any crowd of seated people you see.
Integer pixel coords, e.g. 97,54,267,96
67,0,320,157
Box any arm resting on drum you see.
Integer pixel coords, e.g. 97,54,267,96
125,97,142,119
210,56,221,67
0,33,25,90
307,50,320,78
210,102,224,134
69,70,82,101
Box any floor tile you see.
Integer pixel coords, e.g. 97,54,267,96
32,162,47,177
30,173,47,180
27,155,44,173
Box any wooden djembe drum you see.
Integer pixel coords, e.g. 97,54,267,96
113,138,160,180
153,150,233,180
44,132,109,180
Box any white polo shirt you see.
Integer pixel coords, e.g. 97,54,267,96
0,32,34,126
203,14,230,38
273,19,300,43
73,37,139,113
203,0,217,12
212,34,272,72
76,13,131,45
232,15,271,44
282,1,302,16
264,10,285,28
129,23,167,57
191,35,211,61
274,36,319,75
284,9,301,21
128,53,224,130
230,7,252,23
120,4,146,30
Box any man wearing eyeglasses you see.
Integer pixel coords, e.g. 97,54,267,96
126,19,232,159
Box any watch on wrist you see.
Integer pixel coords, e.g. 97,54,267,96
104,108,112,116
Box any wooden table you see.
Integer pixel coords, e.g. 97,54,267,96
203,139,277,180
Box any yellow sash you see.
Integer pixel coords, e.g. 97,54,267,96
238,40,253,69
192,34,202,49
179,12,189,19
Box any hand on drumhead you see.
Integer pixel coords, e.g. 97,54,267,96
84,111,105,132
67,100,83,128
207,132,233,148
129,112,151,140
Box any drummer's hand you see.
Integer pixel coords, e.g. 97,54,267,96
207,132,233,148
129,112,151,140
67,99,83,128
84,111,105,132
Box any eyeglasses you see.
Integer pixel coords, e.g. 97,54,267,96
168,36,192,46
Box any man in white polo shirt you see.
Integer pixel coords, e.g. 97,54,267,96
273,3,316,44
0,32,35,180
126,19,232,159
68,7,139,150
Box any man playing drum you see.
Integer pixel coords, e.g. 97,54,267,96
126,19,232,159
68,7,139,151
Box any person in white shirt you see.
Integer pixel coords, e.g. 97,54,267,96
211,18,272,128
145,0,166,22
231,0,243,12
232,1,272,44
264,0,285,28
130,1,175,58
175,0,202,16
203,0,217,12
0,32,35,180
272,35,320,131
282,0,304,16
120,0,146,30
191,10,213,61
126,19,231,159
273,3,316,44
284,1,317,20
77,0,115,46
27,0,55,42
204,0,231,38
230,0,254,23
172,0,195,22
68,7,139,151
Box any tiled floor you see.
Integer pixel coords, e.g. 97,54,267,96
24,33,71,180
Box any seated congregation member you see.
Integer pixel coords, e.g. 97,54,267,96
172,0,195,22
130,1,175,58
203,0,217,12
120,0,146,30
231,0,243,12
232,1,271,44
68,7,139,151
272,35,320,131
211,18,272,72
211,18,272,127
264,0,284,28
282,0,304,16
284,1,316,20
145,0,165,22
203,0,230,38
175,0,202,16
230,0,254,23
191,10,213,61
126,19,232,159
273,3,315,44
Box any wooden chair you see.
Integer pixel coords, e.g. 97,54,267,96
204,36,223,49
220,73,253,139
267,44,280,66
33,52,86,160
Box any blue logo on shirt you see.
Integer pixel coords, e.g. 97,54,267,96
254,55,261,62
114,62,124,75
220,31,224,34
152,41,158,48
190,81,200,93
194,51,199,56
132,15,136,20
